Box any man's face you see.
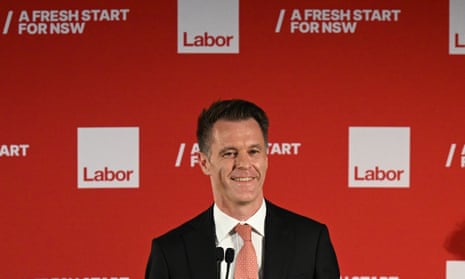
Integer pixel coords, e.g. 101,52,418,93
199,118,268,210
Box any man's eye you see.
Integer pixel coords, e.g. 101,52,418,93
222,151,236,158
249,149,260,155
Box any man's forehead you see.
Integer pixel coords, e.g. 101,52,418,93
211,119,261,135
213,118,257,126
208,119,265,147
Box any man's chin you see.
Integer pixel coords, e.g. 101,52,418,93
234,195,263,206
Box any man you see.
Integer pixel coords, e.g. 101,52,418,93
146,99,340,279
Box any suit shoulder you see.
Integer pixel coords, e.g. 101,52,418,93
152,207,213,244
267,201,327,230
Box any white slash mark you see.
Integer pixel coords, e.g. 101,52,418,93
175,143,186,167
3,11,13,35
445,143,456,167
275,9,286,33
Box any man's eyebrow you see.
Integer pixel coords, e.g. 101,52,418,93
218,144,265,154
249,144,263,149
219,146,238,154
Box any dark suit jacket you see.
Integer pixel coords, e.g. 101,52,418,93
145,200,340,279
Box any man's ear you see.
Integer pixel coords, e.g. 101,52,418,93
198,152,210,176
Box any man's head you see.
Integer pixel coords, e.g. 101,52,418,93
196,99,269,219
197,99,269,156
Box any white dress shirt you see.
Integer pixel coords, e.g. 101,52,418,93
214,200,266,279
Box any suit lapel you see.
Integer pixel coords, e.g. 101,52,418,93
182,206,217,279
181,202,295,279
263,202,294,279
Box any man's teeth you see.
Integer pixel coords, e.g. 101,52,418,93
232,177,253,182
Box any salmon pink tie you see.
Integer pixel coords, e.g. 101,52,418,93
234,224,258,279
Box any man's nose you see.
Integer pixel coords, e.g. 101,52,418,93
235,152,251,169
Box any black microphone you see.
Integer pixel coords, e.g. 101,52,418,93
224,248,235,279
216,247,224,279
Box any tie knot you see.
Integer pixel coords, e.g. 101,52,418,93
235,224,252,241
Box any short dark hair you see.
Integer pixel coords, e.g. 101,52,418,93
196,99,269,154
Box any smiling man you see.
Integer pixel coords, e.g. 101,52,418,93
145,99,340,279
200,117,267,221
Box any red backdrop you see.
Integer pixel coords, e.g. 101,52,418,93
1,0,465,278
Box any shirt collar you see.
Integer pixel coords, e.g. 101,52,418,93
214,199,266,243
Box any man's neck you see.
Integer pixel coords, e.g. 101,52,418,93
215,199,264,221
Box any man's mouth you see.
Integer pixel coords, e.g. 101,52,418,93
231,177,254,182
